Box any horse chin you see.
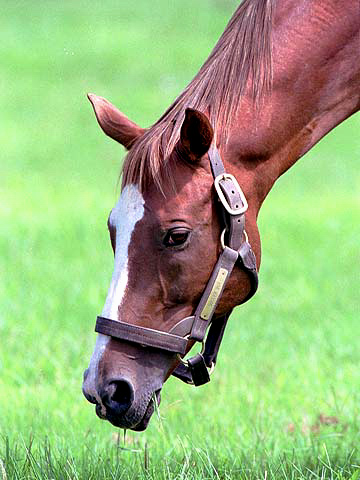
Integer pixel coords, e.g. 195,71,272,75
97,389,162,431
132,389,161,431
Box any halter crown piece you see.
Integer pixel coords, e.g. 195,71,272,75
95,144,258,386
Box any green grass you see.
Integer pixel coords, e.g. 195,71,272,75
0,1,359,478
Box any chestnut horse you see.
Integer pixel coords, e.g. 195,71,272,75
82,0,359,430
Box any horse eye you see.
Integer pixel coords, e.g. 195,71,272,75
163,228,190,248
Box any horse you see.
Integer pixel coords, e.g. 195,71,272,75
82,0,359,431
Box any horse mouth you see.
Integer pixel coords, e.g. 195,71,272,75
132,390,161,431
96,389,161,431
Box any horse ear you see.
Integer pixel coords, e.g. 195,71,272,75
87,94,145,149
179,108,214,162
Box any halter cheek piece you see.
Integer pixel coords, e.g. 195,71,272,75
95,145,258,386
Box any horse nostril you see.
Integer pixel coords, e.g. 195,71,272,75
101,379,134,417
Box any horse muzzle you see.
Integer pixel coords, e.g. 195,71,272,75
82,367,163,430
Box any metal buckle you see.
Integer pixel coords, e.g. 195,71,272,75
214,173,248,215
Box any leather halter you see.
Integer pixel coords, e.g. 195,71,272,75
95,145,258,386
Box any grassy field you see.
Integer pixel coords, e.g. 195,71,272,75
0,1,359,478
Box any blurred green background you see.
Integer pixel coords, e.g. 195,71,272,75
0,1,359,478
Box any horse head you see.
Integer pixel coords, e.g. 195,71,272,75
82,95,258,430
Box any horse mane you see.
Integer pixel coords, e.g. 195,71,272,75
122,0,274,193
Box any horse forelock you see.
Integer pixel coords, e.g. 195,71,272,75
121,0,274,194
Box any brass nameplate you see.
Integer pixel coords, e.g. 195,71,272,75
200,267,228,320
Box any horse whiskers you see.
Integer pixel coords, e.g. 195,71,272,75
152,392,162,425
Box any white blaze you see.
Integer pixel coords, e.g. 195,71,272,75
83,185,145,404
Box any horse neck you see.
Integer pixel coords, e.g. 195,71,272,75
222,0,359,216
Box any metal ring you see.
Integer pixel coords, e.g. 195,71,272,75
176,340,205,366
176,353,188,366
220,228,227,250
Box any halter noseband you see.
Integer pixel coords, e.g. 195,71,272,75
95,145,258,386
